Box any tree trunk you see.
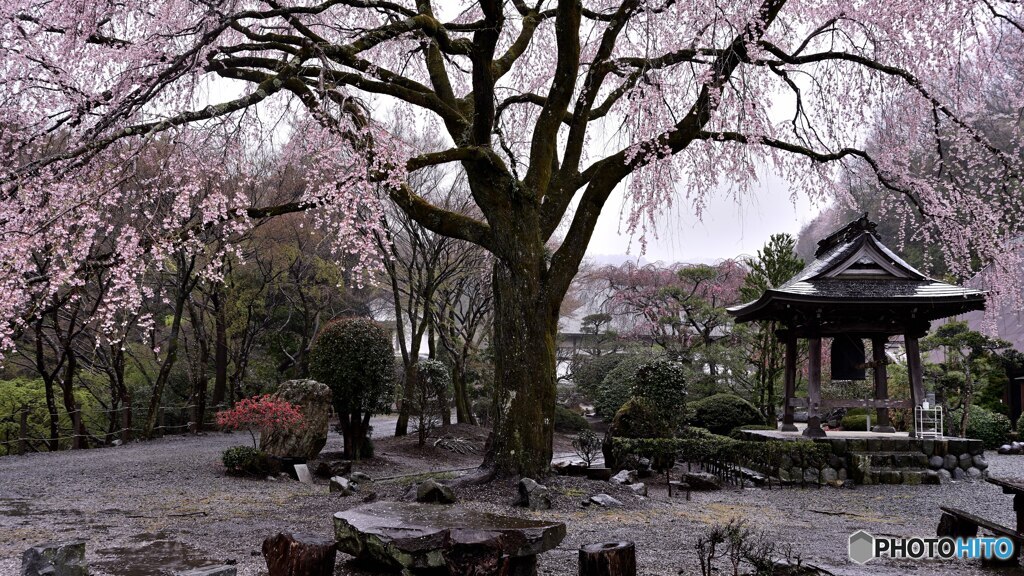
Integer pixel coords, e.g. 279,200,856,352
578,542,636,576
485,259,559,477
395,362,418,437
262,533,336,576
60,352,87,449
212,288,229,409
452,357,475,425
36,319,60,451
193,342,209,433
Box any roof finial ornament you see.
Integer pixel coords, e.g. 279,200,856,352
814,213,880,257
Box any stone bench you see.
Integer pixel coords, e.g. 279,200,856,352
938,506,1022,566
334,502,566,576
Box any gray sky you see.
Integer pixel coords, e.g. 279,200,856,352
583,167,826,265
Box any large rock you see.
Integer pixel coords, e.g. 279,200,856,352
629,483,648,497
260,380,332,460
610,470,637,485
21,542,88,576
928,455,944,470
683,472,722,490
334,502,565,573
516,478,552,511
330,476,356,496
416,479,456,504
589,494,623,507
314,460,352,479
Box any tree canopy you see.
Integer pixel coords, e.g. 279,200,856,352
3,0,1024,475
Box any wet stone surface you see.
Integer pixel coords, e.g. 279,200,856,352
333,501,565,573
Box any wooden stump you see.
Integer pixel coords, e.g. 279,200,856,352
262,533,336,576
579,541,636,576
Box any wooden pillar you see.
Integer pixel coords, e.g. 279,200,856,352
871,336,895,433
781,335,798,432
905,333,926,438
803,337,826,438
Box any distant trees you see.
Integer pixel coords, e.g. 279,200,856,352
738,234,805,420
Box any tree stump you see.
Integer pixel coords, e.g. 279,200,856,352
262,533,336,576
578,541,636,576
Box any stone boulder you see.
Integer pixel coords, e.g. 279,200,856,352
515,478,552,511
609,470,637,485
313,459,352,479
416,479,456,504
260,380,332,460
683,472,722,490
330,476,356,496
628,483,647,497
21,542,88,576
589,494,622,507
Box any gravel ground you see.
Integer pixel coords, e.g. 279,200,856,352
1,428,1022,576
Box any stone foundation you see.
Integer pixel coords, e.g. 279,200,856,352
739,431,989,486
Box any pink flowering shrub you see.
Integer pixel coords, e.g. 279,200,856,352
215,395,305,448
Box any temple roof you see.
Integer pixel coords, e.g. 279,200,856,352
728,215,986,327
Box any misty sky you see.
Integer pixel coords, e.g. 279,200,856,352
582,167,826,266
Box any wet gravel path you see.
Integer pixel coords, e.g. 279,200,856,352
1,431,1022,576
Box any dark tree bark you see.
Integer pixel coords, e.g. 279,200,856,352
262,533,336,576
211,286,229,409
579,542,636,576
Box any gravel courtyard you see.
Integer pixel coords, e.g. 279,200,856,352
1,428,1022,576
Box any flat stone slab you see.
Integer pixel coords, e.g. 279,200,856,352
334,502,565,572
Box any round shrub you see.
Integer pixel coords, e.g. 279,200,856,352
571,354,626,400
841,409,869,431
222,446,278,476
1017,412,1024,432
309,317,395,459
841,414,869,431
555,405,590,432
610,398,671,440
688,393,765,436
594,353,659,420
948,404,1012,448
632,357,687,430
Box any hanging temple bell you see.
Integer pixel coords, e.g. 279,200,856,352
831,334,867,381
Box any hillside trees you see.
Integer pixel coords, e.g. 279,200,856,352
4,0,1024,475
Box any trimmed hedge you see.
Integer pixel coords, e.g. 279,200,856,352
309,317,394,459
689,393,764,436
1018,412,1024,432
948,404,1012,448
728,424,776,439
841,415,869,431
611,398,671,439
555,405,591,432
611,434,831,477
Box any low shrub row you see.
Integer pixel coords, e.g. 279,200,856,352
611,432,831,477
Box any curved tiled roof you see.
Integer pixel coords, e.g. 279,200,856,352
728,215,986,324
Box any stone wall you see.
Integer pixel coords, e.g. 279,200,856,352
740,432,989,486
